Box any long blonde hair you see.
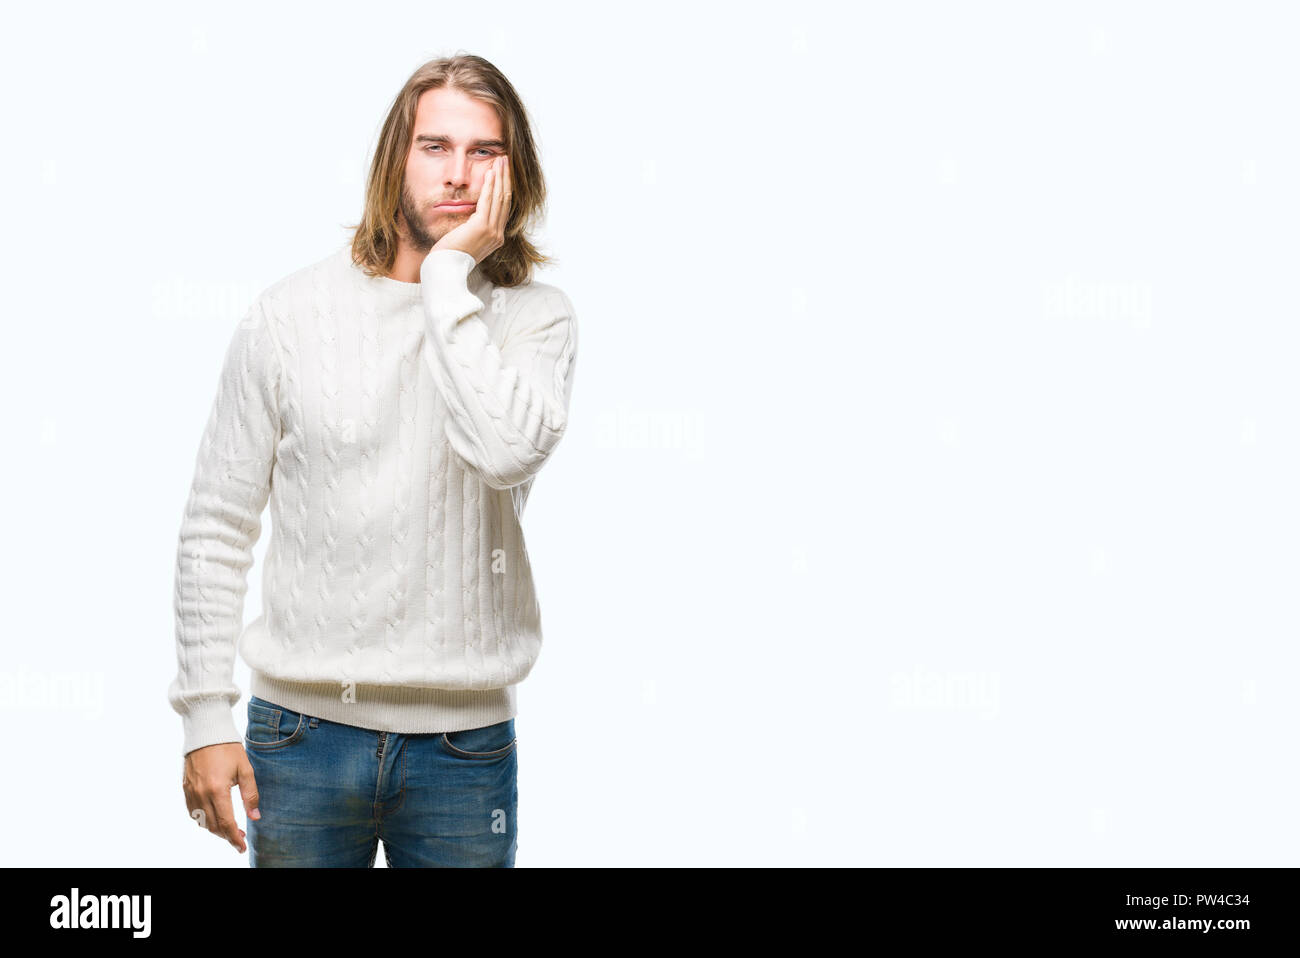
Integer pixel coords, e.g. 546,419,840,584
348,54,551,288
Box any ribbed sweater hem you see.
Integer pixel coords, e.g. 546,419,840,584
250,670,517,734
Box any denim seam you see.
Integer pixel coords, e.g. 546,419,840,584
247,703,282,743
244,711,305,750
440,732,517,760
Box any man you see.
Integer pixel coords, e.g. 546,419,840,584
170,54,578,867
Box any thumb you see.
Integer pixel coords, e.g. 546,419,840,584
237,757,261,820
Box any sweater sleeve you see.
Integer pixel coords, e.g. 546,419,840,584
168,299,282,756
418,248,578,490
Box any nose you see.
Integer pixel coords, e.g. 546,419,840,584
445,150,472,191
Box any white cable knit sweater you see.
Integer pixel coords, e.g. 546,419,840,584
168,243,578,756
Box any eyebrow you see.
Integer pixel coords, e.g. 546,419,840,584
414,134,506,149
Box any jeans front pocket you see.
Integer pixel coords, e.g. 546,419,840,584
440,718,516,760
244,697,307,750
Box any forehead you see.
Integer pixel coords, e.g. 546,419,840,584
414,87,503,139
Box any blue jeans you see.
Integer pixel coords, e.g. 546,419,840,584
243,695,518,867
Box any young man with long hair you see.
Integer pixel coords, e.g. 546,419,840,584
170,53,577,867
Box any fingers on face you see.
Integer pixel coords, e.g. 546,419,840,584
480,166,494,223
483,156,509,236
495,156,507,229
496,156,510,231
492,159,501,223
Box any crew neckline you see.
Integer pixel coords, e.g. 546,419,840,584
345,245,487,302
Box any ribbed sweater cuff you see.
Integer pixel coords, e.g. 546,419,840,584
420,248,484,337
181,699,241,757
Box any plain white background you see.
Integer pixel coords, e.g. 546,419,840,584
1,1,1295,866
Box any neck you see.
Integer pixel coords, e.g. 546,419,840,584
386,240,432,285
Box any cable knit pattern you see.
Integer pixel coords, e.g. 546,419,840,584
168,243,578,756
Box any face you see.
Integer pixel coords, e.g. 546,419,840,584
397,87,506,252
